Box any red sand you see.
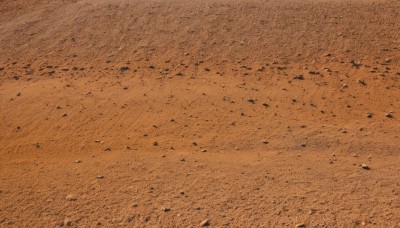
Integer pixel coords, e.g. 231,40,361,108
1,0,400,226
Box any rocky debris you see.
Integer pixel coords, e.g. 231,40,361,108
62,113,68,117
200,219,210,227
350,60,362,68
293,75,304,80
308,71,320,75
366,113,373,118
262,103,270,107
153,141,158,146
201,149,207,152
16,93,21,97
161,207,170,212
257,66,265,72
240,65,252,70
386,113,394,118
126,216,134,223
74,160,81,163
247,98,257,104
118,66,129,72
295,223,306,228
324,67,332,72
96,175,104,179
361,164,370,170
357,79,366,85
104,148,111,151
396,72,400,76
63,218,72,226
65,195,77,201
262,139,269,144
0,67,4,71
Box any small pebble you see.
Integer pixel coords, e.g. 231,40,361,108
118,66,129,72
200,219,210,227
66,195,77,201
308,209,316,215
361,164,370,170
293,75,304,80
358,79,366,85
64,218,72,226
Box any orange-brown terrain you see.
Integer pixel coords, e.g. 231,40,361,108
1,0,400,227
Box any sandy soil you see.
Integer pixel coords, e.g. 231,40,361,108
1,0,400,227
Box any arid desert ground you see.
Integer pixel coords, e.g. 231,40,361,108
0,0,400,227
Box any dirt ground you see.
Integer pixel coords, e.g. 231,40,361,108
1,0,400,227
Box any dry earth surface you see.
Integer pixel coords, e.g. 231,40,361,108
1,0,400,227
